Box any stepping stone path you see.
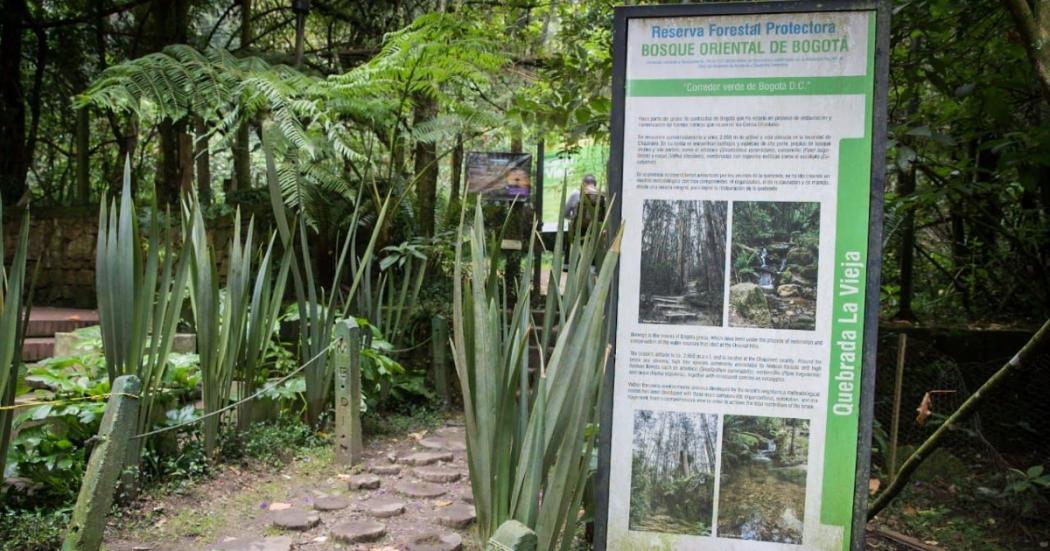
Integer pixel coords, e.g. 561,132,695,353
369,464,401,475
347,473,381,490
406,532,464,551
419,437,467,452
414,466,462,483
269,509,320,531
434,504,477,529
395,481,449,499
312,495,350,511
401,451,454,466
330,520,387,544
213,421,473,550
360,497,407,518
210,535,294,551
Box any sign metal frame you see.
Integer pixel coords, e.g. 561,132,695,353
595,2,890,549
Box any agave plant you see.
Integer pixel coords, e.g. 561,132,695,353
186,205,257,457
0,201,30,484
96,158,191,469
452,196,622,547
265,138,390,428
238,233,293,430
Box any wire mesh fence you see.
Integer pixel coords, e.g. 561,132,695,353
867,325,1050,549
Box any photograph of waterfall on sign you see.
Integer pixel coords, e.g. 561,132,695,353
638,200,727,326
629,409,718,536
717,415,810,544
729,201,820,330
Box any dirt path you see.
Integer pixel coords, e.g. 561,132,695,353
105,422,476,551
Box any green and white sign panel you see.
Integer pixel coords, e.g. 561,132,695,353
599,3,887,550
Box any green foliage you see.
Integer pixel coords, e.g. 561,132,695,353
452,196,622,547
0,506,69,551
998,465,1050,517
95,158,191,466
4,332,201,500
0,200,30,484
186,205,255,457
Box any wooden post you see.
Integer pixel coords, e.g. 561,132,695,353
888,332,907,476
334,319,363,466
64,375,141,551
486,520,537,551
431,315,450,407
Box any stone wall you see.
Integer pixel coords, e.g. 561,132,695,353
3,205,271,308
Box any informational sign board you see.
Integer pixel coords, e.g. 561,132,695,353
597,2,888,550
465,151,533,201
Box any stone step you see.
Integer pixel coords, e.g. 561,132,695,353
405,532,463,551
25,307,98,338
21,337,54,362
394,481,448,499
433,504,477,529
330,520,386,544
360,498,406,518
400,451,454,466
269,509,320,531
414,466,462,483
347,474,381,490
313,495,350,511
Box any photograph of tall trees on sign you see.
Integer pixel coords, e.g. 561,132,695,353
629,409,718,536
717,415,810,544
638,200,728,326
729,201,820,330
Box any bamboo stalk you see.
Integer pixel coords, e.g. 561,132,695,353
888,332,907,476
868,318,1050,519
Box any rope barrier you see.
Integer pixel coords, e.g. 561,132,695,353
0,393,142,412
131,341,336,440
387,335,433,355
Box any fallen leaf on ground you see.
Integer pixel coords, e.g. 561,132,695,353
268,502,292,511
337,474,352,481
869,478,880,494
916,392,933,426
434,500,453,507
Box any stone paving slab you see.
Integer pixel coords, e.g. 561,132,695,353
414,466,462,483
395,481,449,499
405,531,464,551
400,451,454,466
330,520,387,544
269,509,320,531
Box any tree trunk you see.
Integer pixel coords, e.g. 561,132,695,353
77,107,91,204
152,0,190,205
1002,0,1050,103
0,0,28,205
195,116,211,207
444,133,463,225
413,96,438,237
895,165,917,320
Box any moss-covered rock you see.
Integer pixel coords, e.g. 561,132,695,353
730,283,771,326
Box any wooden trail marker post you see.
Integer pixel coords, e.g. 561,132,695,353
64,375,141,551
334,319,364,466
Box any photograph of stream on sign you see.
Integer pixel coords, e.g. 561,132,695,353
599,3,887,551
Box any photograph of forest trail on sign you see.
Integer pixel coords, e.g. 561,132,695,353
629,410,718,536
638,200,727,326
729,201,820,330
717,415,810,544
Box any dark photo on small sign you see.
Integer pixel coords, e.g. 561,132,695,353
638,199,727,327
629,409,718,536
729,201,820,331
465,152,532,201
